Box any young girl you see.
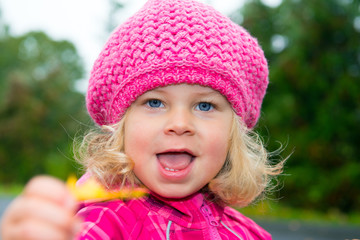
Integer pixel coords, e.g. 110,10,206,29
1,0,284,239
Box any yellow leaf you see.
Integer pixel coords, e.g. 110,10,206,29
66,175,148,202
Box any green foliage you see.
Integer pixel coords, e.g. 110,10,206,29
234,0,360,213
0,183,23,196
107,0,125,33
0,27,90,183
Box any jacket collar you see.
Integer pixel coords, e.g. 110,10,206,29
143,192,225,229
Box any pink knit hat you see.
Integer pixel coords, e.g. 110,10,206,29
86,0,268,129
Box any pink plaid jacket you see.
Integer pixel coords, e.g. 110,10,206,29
76,192,271,240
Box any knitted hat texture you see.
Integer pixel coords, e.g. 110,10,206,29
86,0,268,128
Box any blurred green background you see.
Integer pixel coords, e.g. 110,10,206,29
1,0,359,224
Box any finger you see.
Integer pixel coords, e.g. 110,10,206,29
1,196,82,240
5,218,75,240
7,195,76,231
24,176,76,209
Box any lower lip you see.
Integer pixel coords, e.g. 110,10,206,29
157,158,194,181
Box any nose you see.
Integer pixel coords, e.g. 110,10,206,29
164,107,195,136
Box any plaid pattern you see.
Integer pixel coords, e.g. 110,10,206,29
76,193,271,240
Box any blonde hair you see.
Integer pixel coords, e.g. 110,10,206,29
208,114,284,207
75,112,284,207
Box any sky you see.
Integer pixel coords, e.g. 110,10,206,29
0,0,280,91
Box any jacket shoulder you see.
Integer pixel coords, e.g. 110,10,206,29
76,199,148,239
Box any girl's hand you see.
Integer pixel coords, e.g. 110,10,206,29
0,176,82,240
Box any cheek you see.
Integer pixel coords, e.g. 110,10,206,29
204,122,231,154
124,120,145,159
207,136,228,155
124,117,158,166
202,128,230,175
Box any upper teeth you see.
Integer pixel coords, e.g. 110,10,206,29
165,167,179,172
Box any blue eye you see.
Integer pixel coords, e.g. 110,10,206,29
147,99,164,108
196,102,213,111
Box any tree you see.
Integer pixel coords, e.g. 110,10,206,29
0,26,90,183
233,0,360,212
107,0,125,33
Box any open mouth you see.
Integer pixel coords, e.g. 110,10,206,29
156,151,195,172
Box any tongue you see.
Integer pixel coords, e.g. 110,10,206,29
157,152,193,171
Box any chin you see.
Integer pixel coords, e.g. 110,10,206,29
153,190,190,199
150,185,203,200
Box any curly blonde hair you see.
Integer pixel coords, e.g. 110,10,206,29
209,114,284,207
75,111,284,207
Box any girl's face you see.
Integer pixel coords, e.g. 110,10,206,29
124,84,233,199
